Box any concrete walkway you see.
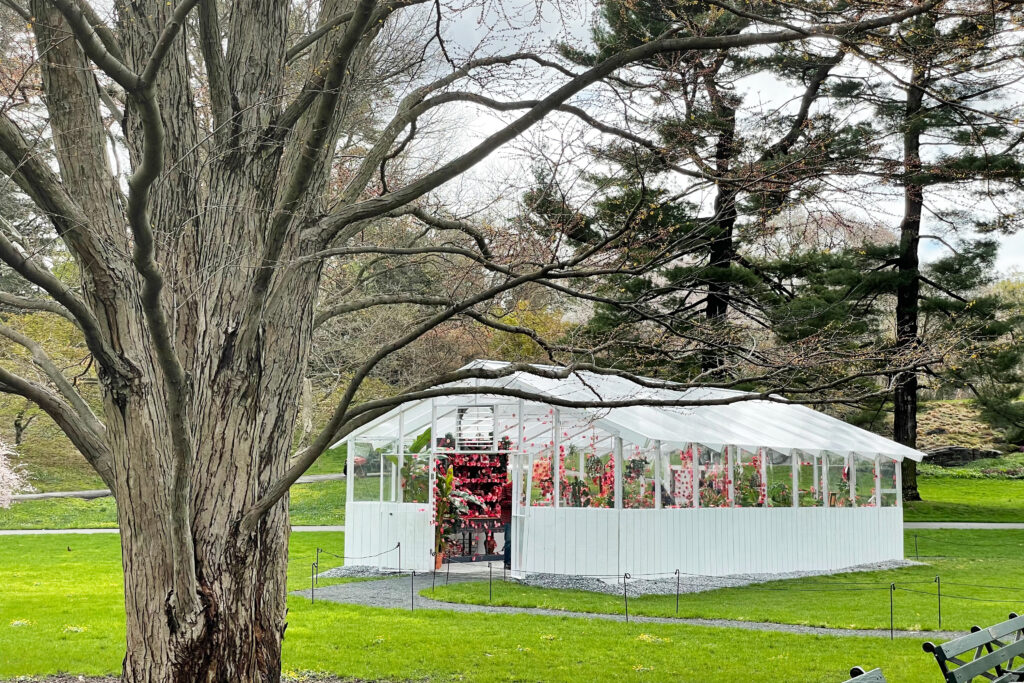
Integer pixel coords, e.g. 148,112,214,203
299,572,961,641
11,473,348,502
0,525,345,535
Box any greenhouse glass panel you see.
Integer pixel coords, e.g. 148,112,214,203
796,450,823,507
623,443,655,509
826,452,852,507
765,449,793,508
854,455,877,507
698,445,729,508
879,459,899,506
733,447,766,508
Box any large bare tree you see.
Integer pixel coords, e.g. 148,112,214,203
0,0,944,680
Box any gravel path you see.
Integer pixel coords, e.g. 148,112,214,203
298,571,961,641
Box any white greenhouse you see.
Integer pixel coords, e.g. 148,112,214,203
340,360,922,577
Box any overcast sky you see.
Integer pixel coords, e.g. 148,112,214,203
431,0,1024,276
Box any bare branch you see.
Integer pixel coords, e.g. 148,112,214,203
0,322,104,436
0,366,113,489
319,0,942,240
46,0,141,90
0,292,76,323
285,9,356,63
386,206,494,258
314,295,451,329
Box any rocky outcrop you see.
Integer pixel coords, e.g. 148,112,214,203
924,446,1003,467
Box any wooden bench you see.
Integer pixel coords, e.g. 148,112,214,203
923,613,1024,683
843,666,886,682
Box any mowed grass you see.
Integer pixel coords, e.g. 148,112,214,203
0,532,943,682
903,477,1024,522
428,530,1024,633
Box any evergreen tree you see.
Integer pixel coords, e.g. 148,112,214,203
838,6,1024,499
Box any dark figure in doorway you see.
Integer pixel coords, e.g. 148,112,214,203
499,473,513,570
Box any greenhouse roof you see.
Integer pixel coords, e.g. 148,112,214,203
342,360,925,461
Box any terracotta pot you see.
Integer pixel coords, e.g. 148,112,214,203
434,552,444,570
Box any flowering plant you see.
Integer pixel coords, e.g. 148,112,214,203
700,464,729,508
0,441,30,509
433,464,481,555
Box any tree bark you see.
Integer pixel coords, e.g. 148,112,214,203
895,54,926,502
703,86,738,371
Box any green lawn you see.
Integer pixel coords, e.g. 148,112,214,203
0,477,385,529
427,530,1024,633
0,531,946,682
903,477,1024,523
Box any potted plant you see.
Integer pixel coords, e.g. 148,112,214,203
433,464,480,568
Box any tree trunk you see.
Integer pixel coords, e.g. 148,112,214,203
702,93,738,371
895,57,926,503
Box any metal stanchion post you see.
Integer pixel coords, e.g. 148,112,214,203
889,583,895,640
410,570,415,611
311,563,316,604
623,573,631,623
397,542,401,573
674,569,680,614
935,576,942,628
446,559,451,585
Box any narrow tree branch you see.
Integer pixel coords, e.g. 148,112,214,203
0,292,77,323
0,322,105,437
0,366,113,489
47,0,142,90
285,9,356,63
386,206,493,258
314,295,451,328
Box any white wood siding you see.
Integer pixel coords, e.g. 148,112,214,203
518,507,903,577
346,502,903,576
344,502,434,571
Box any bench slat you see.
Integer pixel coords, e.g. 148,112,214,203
947,637,1024,683
938,616,1024,660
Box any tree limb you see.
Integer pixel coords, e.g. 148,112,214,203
0,292,77,324
46,0,142,90
313,295,451,329
0,322,104,437
0,366,113,489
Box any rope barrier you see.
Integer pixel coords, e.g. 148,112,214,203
897,586,1024,605
316,543,400,562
